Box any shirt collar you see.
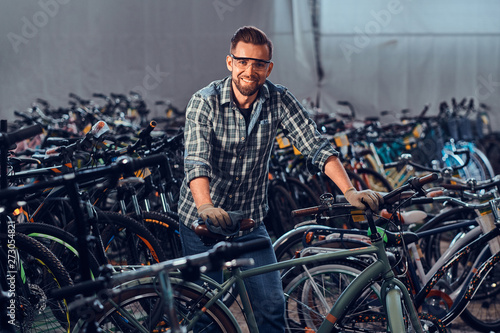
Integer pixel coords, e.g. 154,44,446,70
222,76,270,109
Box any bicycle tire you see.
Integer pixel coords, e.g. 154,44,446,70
284,176,321,208
133,211,182,260
346,169,369,191
274,226,312,262
417,207,476,271
5,232,73,332
97,211,168,265
283,261,386,332
453,142,495,181
15,222,100,281
311,172,343,197
266,184,298,237
470,149,495,180
65,210,168,266
73,280,239,333
458,249,500,332
355,167,393,192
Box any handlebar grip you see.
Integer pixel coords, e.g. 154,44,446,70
383,161,402,169
68,92,83,102
49,277,108,300
319,118,339,126
217,238,270,260
418,173,439,185
129,91,142,98
454,148,469,155
452,149,470,169
36,98,49,107
291,205,324,218
92,93,107,99
139,120,157,138
122,154,167,172
383,191,416,205
419,104,430,117
2,124,43,145
441,183,465,191
383,173,439,203
468,99,474,109
459,97,467,108
14,111,32,121
408,197,436,205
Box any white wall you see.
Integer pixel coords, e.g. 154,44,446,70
1,0,499,128
318,0,500,125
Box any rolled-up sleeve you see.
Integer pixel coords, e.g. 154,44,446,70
279,89,338,172
184,95,213,184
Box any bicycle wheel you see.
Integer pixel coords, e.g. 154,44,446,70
15,222,100,281
284,176,321,208
418,207,477,272
137,211,182,260
283,261,385,332
265,184,298,237
4,232,73,332
453,143,495,181
459,248,500,332
274,226,310,262
73,280,239,333
346,169,369,191
355,167,393,192
311,172,343,197
97,211,168,265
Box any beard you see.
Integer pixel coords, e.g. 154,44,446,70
233,73,263,96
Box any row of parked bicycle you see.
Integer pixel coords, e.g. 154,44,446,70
0,93,499,332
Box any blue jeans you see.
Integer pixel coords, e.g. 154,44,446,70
179,222,285,332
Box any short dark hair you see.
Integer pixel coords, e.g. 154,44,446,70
230,26,273,60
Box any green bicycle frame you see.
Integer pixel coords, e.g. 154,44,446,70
189,235,423,333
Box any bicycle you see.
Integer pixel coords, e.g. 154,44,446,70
275,175,500,332
66,173,444,332
51,239,268,333
1,123,75,332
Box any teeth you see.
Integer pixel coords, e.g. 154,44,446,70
242,78,255,83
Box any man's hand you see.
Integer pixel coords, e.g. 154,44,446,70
344,187,383,211
197,203,232,229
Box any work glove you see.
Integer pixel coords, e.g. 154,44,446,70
344,187,383,211
197,203,232,229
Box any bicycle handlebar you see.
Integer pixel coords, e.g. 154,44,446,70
291,173,439,218
0,154,167,201
0,124,43,148
440,174,500,192
50,238,270,300
384,148,470,173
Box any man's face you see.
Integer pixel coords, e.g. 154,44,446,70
226,42,273,97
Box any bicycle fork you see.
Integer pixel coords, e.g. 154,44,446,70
315,241,424,333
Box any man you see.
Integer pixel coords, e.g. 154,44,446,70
178,26,382,332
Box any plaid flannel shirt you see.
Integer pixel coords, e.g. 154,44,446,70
178,76,338,230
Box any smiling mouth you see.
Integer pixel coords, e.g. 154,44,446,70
241,77,257,84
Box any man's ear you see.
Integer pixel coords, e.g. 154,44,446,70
266,62,274,78
226,55,233,72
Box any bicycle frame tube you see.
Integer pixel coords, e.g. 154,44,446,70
415,226,500,323
194,237,422,332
